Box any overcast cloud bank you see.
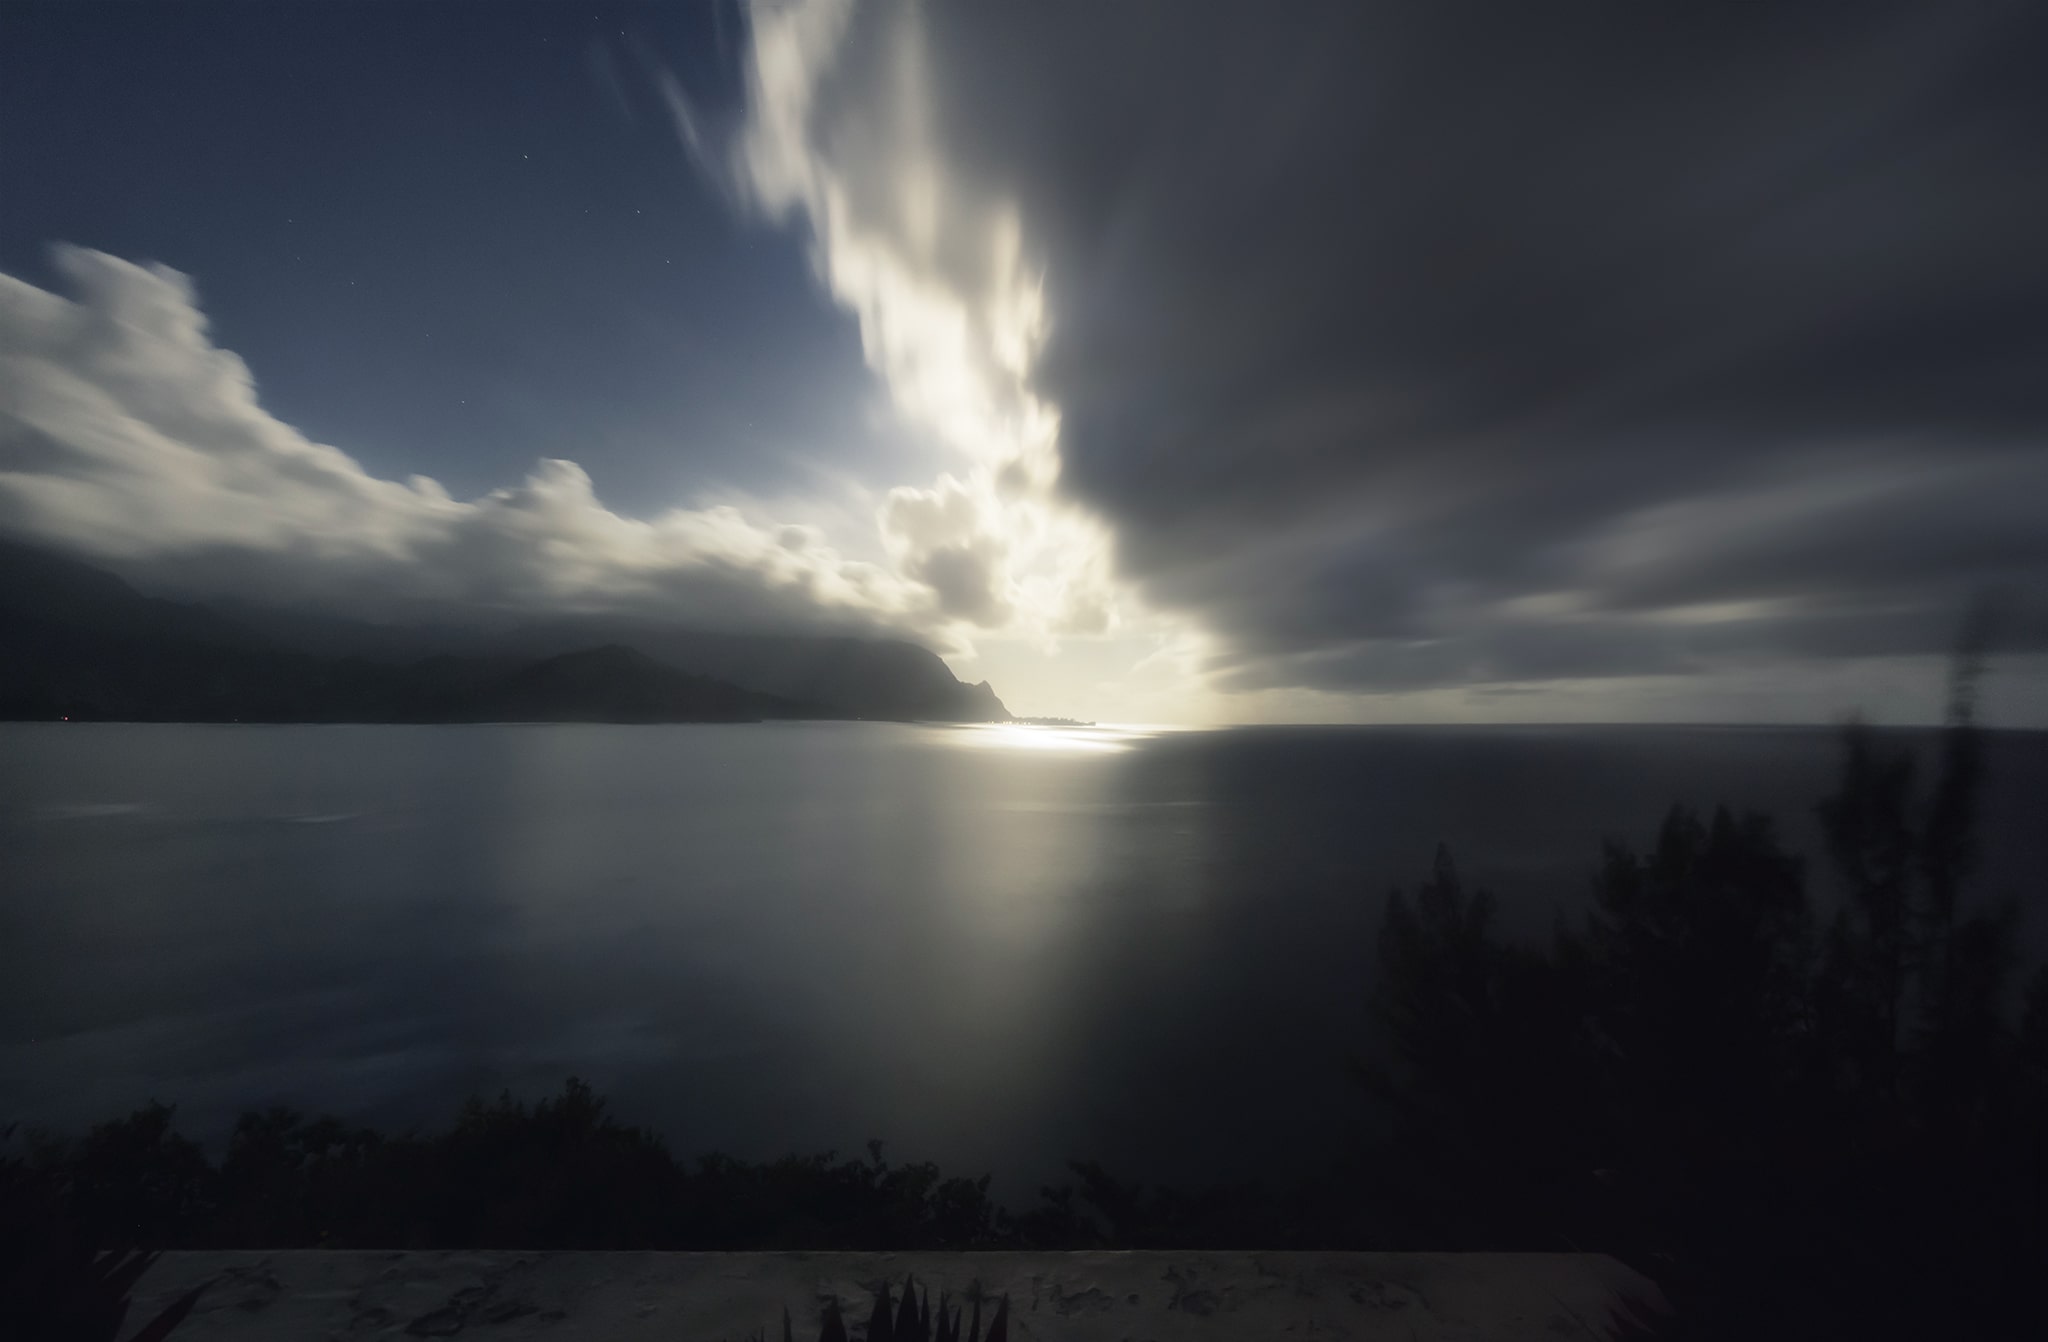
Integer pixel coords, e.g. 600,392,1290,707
898,0,2048,695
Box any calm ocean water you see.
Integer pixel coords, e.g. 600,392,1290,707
3,721,2045,1199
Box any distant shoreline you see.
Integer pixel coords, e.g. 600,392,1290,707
0,714,1017,727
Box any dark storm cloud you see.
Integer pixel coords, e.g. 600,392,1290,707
894,0,2048,689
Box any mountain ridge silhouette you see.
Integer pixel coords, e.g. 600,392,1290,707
0,540,1010,724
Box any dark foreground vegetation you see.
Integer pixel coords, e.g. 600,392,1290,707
776,1277,1013,1342
5,665,2044,1339
1360,702,2048,1339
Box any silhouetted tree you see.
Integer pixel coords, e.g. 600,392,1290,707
1564,808,1819,1264
1359,846,1603,1248
0,1128,210,1342
1362,628,2045,1338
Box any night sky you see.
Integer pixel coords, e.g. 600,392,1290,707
3,0,2046,723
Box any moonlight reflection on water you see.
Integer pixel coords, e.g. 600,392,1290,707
3,721,2045,1203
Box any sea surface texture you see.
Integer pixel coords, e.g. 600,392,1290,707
4,721,2044,1198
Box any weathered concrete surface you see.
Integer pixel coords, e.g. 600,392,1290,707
130,1250,1664,1340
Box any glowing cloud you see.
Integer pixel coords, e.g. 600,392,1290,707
717,0,1126,650
0,245,941,632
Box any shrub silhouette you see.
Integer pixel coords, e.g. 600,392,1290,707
729,1277,1009,1342
0,1131,210,1342
2,1081,1058,1253
1360,645,2046,1339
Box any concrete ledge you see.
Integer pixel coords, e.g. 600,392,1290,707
130,1250,1663,1340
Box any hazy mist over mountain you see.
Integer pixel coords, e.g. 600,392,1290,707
0,540,1007,723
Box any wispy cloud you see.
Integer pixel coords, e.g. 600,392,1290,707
698,0,1130,648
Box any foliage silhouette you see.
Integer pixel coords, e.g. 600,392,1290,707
1357,641,2045,1339
1,1072,1387,1256
0,1130,211,1342
728,1277,1008,1342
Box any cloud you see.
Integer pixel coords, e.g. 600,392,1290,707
792,0,2048,695
0,244,937,634
701,0,1126,649
14,0,2046,717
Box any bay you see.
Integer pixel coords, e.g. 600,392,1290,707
3,720,2044,1202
